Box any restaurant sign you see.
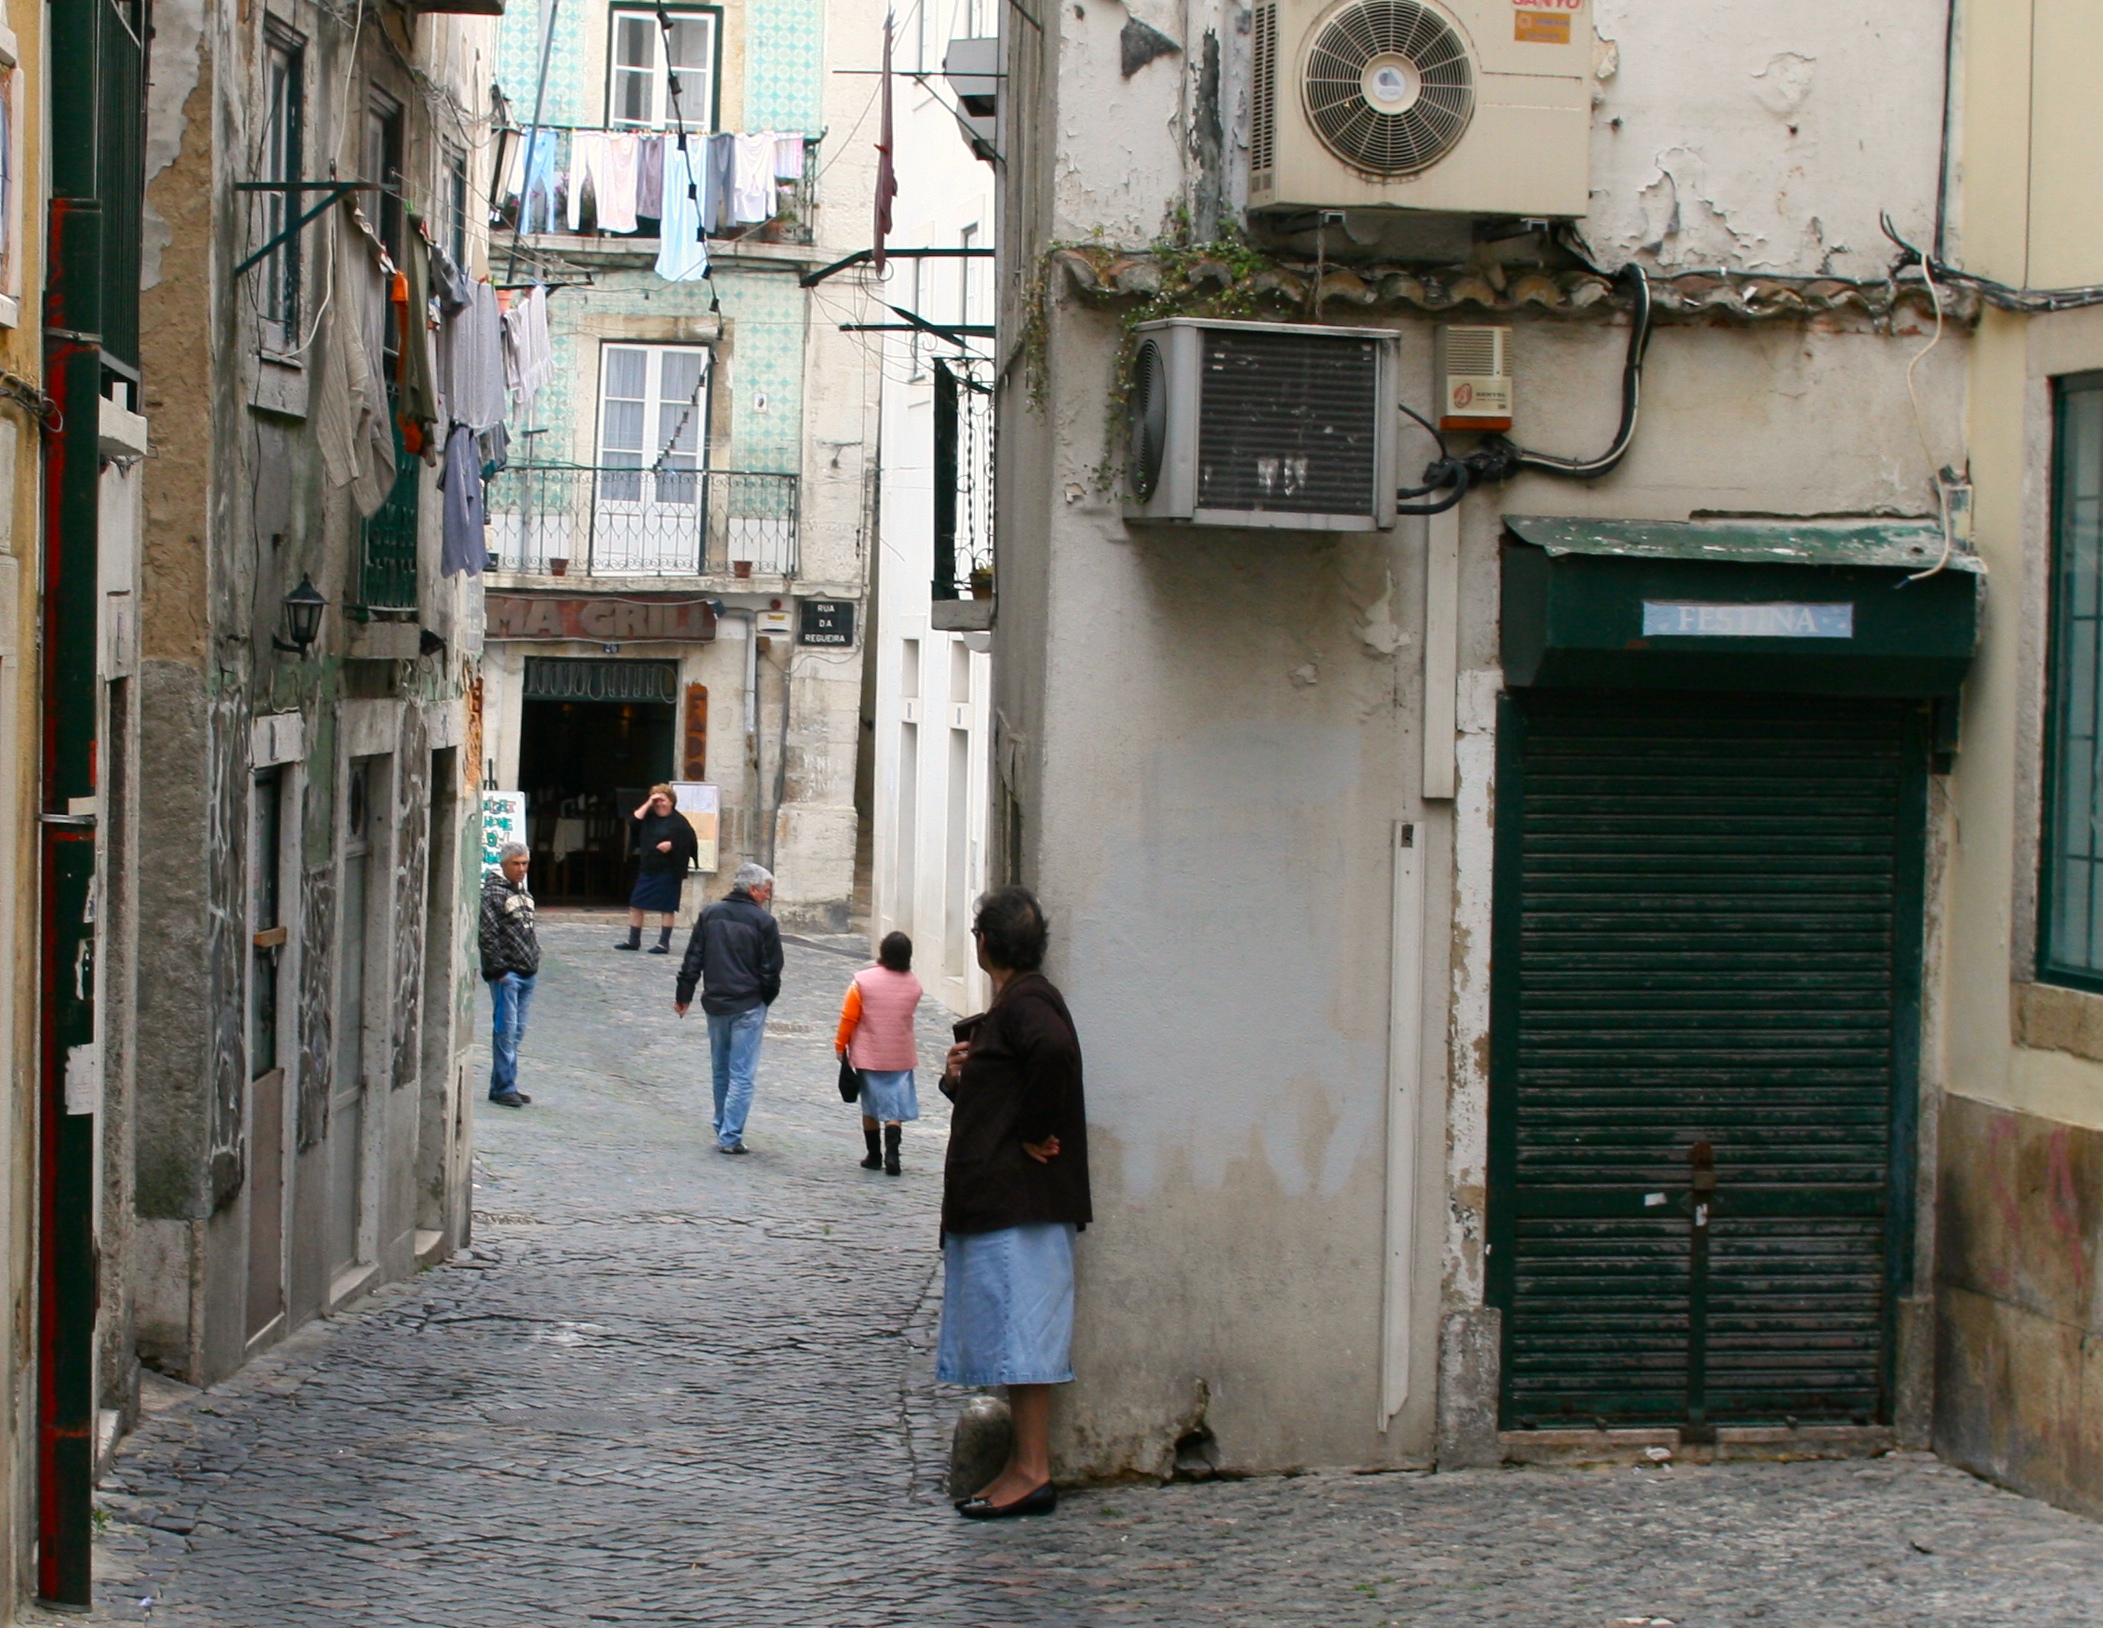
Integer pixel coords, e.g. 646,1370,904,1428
486,594,717,643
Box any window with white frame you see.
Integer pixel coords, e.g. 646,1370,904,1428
608,7,719,130
597,343,710,503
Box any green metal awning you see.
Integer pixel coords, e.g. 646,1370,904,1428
1501,515,1982,697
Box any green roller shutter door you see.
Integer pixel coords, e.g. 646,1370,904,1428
1488,691,1925,1433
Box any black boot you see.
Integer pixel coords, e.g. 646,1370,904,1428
616,925,641,951
860,1125,883,1170
649,925,673,954
884,1124,903,1177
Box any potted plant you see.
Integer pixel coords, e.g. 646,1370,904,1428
549,557,569,577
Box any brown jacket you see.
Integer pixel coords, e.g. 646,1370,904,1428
940,972,1092,1237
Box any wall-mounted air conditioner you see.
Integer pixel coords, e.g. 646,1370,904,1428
1249,0,1592,218
1123,318,1399,531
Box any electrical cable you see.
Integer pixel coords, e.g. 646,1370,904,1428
1393,263,1654,511
1883,211,2103,313
1502,262,1653,479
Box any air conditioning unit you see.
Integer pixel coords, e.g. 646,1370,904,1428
1249,0,1592,218
1123,318,1399,531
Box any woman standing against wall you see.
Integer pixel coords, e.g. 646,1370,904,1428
938,887,1091,1519
617,784,698,953
835,932,924,1173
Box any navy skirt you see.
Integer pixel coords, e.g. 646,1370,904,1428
628,867,686,913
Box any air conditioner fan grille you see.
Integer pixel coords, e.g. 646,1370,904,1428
1303,0,1474,178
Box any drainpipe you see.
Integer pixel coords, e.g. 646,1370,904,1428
37,16,106,1611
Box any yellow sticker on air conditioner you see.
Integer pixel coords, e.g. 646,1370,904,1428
1514,10,1571,43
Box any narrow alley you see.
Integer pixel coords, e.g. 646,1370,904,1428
50,928,2103,1627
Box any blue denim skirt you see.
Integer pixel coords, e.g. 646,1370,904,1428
936,1222,1076,1387
857,1068,919,1122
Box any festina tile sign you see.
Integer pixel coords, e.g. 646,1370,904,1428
799,598,855,646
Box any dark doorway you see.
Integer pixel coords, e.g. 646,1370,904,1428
518,687,677,903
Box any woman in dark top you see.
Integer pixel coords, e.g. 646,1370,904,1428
938,886,1090,1520
616,784,698,953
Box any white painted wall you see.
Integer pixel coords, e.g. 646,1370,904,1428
868,32,998,1014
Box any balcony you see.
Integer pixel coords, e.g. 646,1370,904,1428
496,127,819,249
485,465,799,579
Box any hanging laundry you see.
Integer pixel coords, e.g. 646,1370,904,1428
567,131,607,231
318,219,398,517
635,135,666,223
656,145,710,281
439,421,488,577
430,241,472,311
730,133,777,224
443,279,507,434
599,132,641,232
704,132,735,232
479,421,510,480
397,234,442,461
502,284,555,412
567,131,644,233
515,128,561,234
772,132,805,181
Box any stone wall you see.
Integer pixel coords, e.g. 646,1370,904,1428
1935,1090,2103,1518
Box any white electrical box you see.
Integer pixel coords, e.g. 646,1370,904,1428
1435,325,1512,431
1249,0,1594,219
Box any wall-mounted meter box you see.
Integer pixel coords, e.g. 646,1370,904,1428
1436,325,1512,432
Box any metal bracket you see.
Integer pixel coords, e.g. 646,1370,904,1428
233,182,380,279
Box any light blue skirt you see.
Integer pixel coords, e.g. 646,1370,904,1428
857,1068,920,1123
936,1222,1076,1387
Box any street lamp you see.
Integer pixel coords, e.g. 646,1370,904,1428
273,574,327,655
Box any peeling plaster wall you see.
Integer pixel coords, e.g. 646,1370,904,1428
998,3,1968,1478
130,0,495,1387
1585,2,1943,277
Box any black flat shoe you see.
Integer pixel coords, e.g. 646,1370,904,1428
647,943,670,954
955,1482,1057,1520
614,940,640,951
489,1092,531,1108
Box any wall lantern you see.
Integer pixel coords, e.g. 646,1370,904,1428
274,574,327,655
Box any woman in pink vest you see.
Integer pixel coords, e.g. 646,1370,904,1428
835,931,924,1174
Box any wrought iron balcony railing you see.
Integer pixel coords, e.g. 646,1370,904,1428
485,464,799,578
357,441,423,613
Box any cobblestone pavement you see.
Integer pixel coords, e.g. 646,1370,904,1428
51,923,2103,1626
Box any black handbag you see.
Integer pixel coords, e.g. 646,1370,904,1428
836,1053,862,1103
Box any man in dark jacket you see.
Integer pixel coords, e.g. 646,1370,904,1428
675,862,783,1153
479,843,541,1108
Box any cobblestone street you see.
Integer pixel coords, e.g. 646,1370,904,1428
48,923,2103,1626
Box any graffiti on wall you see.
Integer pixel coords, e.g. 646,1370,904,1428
390,710,431,1090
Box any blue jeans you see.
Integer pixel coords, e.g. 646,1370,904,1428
706,1004,767,1148
489,972,536,1097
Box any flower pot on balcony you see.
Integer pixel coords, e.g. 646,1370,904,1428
732,560,753,580
968,567,994,599
549,558,569,577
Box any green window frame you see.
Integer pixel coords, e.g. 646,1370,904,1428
2041,371,2103,990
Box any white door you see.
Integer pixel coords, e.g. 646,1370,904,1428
593,343,709,573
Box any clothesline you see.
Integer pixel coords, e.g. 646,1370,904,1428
506,126,810,268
